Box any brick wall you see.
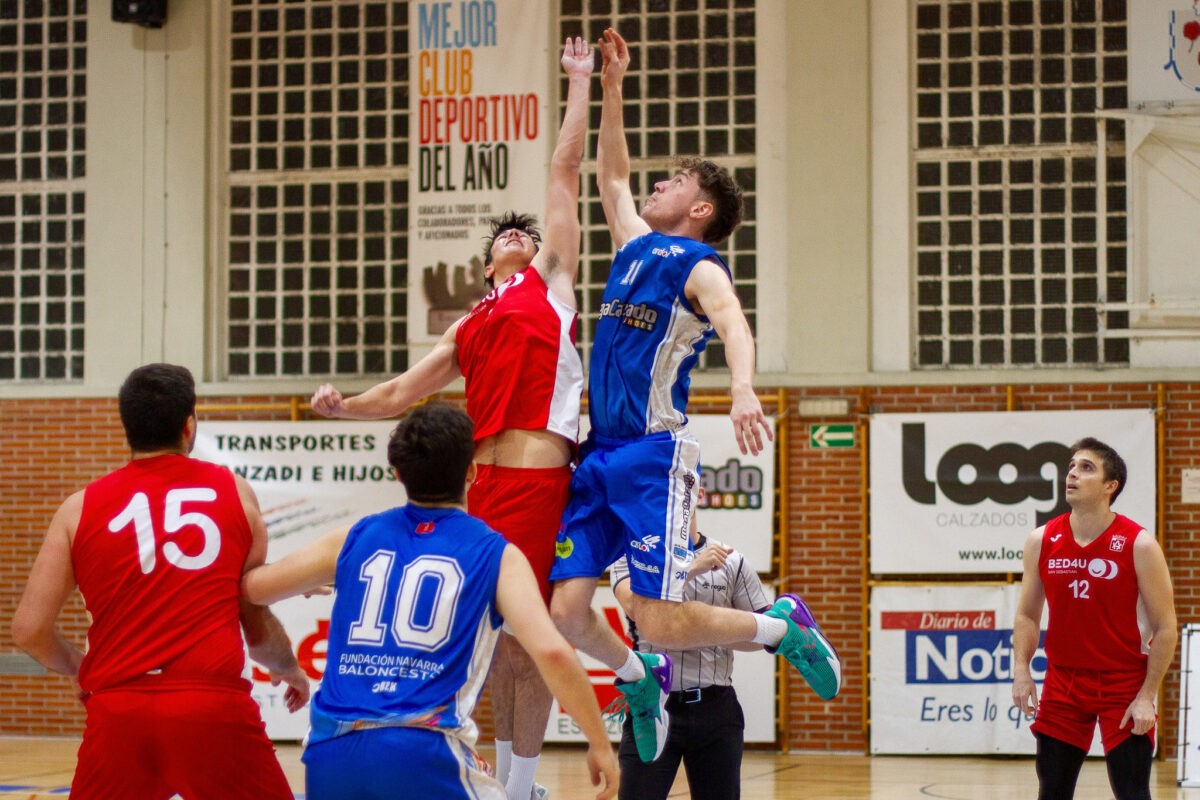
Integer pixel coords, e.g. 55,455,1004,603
3,384,1196,758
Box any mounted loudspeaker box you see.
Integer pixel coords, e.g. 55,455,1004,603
112,0,166,28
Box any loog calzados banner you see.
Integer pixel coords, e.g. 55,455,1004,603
869,409,1156,574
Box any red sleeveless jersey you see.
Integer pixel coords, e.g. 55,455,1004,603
74,455,253,693
1039,512,1148,672
455,266,583,443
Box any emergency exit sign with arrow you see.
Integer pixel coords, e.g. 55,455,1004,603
810,423,855,448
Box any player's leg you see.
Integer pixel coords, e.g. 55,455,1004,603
488,640,516,782
551,440,672,762
678,689,745,800
162,688,294,800
1094,669,1156,800
549,449,631,669
617,712,682,800
1029,664,1101,800
550,575,632,669
475,465,572,800
1103,733,1153,800
504,630,555,800
69,692,172,800
1035,732,1088,800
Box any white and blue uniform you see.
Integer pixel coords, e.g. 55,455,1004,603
303,505,508,800
551,232,730,601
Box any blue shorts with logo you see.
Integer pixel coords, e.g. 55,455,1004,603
303,726,504,799
551,430,698,602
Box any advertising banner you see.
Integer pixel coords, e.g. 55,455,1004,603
686,414,776,568
869,409,1156,574
1130,0,1200,104
409,0,551,343
193,420,402,738
870,584,1101,755
544,584,777,745
1178,624,1200,785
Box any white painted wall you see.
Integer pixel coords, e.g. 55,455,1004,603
19,1,1200,399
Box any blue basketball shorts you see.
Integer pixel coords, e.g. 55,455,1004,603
303,726,504,799
550,430,698,602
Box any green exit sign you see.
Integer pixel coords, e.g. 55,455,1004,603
810,423,855,448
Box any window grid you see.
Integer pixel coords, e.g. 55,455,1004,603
560,0,758,370
224,0,410,379
0,0,87,382
912,0,1129,369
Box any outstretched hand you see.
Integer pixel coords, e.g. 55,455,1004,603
561,35,594,78
311,383,346,418
271,664,311,713
586,741,620,800
730,388,773,456
598,28,629,88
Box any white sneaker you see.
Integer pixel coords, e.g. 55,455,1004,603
532,783,550,800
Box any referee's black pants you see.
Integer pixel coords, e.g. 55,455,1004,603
617,684,744,800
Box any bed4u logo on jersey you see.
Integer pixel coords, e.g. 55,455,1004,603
1045,556,1120,579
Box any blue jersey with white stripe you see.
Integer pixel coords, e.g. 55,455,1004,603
588,232,730,440
309,505,507,748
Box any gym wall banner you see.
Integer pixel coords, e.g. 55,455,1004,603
543,584,778,745
869,409,1156,574
1129,0,1200,103
408,0,551,343
1177,624,1200,785
193,420,402,739
870,584,1101,756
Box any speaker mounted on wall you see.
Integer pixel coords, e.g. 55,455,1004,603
112,0,167,29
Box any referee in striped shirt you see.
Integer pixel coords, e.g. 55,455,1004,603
610,490,770,800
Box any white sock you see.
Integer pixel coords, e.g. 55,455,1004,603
752,614,788,648
506,754,540,800
494,740,513,784
613,649,646,683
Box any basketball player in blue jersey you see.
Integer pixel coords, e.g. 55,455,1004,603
549,29,842,765
242,403,618,800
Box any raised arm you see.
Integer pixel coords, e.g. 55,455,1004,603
533,36,594,307
684,260,772,455
311,321,462,419
496,546,618,800
236,475,310,712
242,525,349,605
1011,528,1046,717
596,28,650,249
1122,529,1178,734
12,492,85,677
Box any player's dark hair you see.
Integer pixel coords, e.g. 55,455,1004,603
1070,436,1128,504
482,211,542,287
118,363,196,452
677,156,743,245
387,402,475,504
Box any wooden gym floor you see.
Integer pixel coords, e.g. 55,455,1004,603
1,737,1199,799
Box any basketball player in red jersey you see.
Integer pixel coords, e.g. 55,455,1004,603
11,363,309,799
310,37,593,800
1012,437,1177,800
